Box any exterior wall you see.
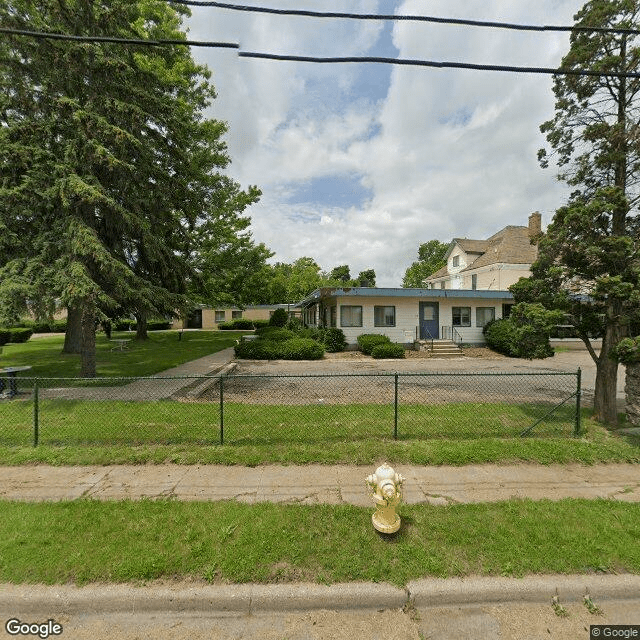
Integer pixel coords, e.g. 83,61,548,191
324,295,508,345
172,306,292,330
460,264,531,291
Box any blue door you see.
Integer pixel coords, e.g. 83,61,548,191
419,302,439,339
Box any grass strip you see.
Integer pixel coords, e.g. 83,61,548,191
0,499,638,586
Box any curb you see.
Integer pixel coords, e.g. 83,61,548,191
2,575,639,615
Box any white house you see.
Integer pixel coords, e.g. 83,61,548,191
299,287,515,346
424,213,541,291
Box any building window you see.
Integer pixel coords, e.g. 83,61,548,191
340,305,362,327
215,310,225,323
374,306,396,327
330,306,337,328
502,303,513,319
232,310,242,319
452,307,471,327
452,255,460,267
471,274,477,290
476,307,495,327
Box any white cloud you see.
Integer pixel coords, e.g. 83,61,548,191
187,0,584,287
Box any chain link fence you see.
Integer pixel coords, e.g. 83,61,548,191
0,370,581,447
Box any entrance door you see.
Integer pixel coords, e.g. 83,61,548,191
419,302,439,339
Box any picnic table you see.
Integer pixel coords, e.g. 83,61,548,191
0,365,32,399
110,339,131,352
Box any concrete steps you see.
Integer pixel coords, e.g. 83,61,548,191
415,339,463,357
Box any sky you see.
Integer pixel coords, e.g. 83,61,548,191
185,0,585,287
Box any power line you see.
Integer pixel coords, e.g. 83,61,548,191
239,52,640,78
0,27,240,49
4,26,640,78
166,0,640,36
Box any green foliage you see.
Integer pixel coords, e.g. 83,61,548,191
255,327,295,341
6,328,33,344
371,343,405,359
530,0,640,422
278,338,325,360
484,304,563,359
233,339,277,360
234,337,324,360
319,327,347,352
330,265,351,282
611,336,640,365
269,308,289,327
217,319,255,330
0,0,259,374
251,319,270,330
357,333,391,355
0,330,10,346
356,269,376,287
403,240,449,288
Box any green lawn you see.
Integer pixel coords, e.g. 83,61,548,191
0,498,638,585
0,330,247,378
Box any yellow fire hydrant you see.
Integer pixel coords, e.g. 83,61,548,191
366,463,405,534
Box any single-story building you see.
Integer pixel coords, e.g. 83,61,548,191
298,287,515,346
172,304,299,330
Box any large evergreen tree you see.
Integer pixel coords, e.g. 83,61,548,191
0,0,259,375
515,0,640,423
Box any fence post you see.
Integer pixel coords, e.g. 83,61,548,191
33,379,39,447
394,373,399,440
219,374,224,445
575,368,582,436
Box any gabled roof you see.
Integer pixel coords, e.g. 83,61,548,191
426,224,537,281
460,225,537,272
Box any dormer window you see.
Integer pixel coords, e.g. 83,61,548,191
452,256,460,267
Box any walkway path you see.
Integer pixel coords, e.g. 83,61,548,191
1,462,638,503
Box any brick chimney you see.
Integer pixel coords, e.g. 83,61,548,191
528,212,542,241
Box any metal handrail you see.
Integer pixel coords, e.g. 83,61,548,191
452,327,463,345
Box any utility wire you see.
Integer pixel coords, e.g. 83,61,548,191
166,0,640,36
0,26,240,48
3,26,640,78
239,52,640,78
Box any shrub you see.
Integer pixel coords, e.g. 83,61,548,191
53,320,67,332
320,327,347,352
279,338,325,360
7,328,33,343
269,308,289,327
146,320,171,331
234,339,278,360
285,317,304,332
483,319,518,357
357,333,391,355
0,330,11,346
371,343,405,359
611,336,640,365
252,319,270,330
217,321,235,330
255,327,295,341
483,304,563,359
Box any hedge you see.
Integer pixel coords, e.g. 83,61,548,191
7,328,33,343
357,333,391,355
0,330,10,346
371,343,405,359
218,319,255,330
255,327,296,342
234,337,325,360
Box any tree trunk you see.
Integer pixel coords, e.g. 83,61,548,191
593,300,623,424
63,304,83,354
135,311,148,341
80,302,96,378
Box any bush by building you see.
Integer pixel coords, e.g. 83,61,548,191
357,333,391,355
371,343,405,359
269,308,289,327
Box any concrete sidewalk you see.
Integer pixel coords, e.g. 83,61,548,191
1,463,638,503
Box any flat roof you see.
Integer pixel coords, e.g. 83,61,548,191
298,287,514,306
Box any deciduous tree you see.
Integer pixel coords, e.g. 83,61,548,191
402,240,448,288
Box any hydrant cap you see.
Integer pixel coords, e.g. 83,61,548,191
375,464,396,482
